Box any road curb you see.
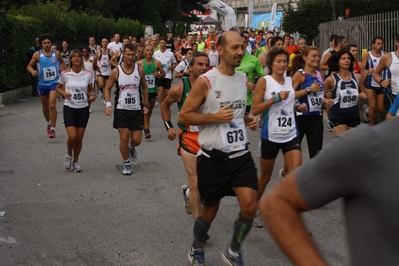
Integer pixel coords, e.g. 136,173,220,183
0,85,32,105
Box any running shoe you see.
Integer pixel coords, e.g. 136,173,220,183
49,128,56,138
181,184,191,214
47,124,51,135
144,129,151,139
129,146,138,162
252,210,263,228
123,163,132,175
278,168,284,180
363,105,369,122
89,108,92,114
221,245,244,266
325,120,332,132
64,155,73,170
73,162,81,172
188,246,205,266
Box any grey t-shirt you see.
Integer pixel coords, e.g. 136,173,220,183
296,120,399,266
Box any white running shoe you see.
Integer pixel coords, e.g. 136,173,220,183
253,210,263,228
181,185,191,214
123,163,132,175
64,155,73,170
73,162,81,172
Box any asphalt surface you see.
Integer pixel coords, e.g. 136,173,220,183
0,86,349,265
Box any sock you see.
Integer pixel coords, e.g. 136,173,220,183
47,121,51,125
230,212,253,252
192,216,211,249
185,187,190,197
124,159,130,165
50,127,55,130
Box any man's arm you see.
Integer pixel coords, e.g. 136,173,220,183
27,51,39,77
160,82,183,140
139,66,149,115
110,50,120,68
56,51,66,71
360,51,370,78
155,60,166,78
104,68,118,116
260,172,328,266
178,77,233,125
372,53,391,88
320,52,331,70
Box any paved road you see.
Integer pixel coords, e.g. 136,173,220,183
0,89,349,265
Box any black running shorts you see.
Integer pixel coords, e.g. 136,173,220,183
197,150,258,206
63,105,90,128
113,109,144,130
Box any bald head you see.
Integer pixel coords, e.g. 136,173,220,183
217,31,242,48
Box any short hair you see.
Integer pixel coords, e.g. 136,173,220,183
328,50,355,72
192,43,198,47
283,33,291,39
334,36,346,47
270,36,284,47
181,47,193,56
137,44,145,49
82,46,91,52
266,46,289,75
159,37,167,42
330,34,338,42
122,36,129,42
372,36,383,44
346,44,357,51
123,44,136,53
188,52,209,66
39,33,54,45
297,37,306,43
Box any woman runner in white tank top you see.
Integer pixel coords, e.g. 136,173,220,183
251,47,307,227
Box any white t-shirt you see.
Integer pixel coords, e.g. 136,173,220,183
84,61,95,87
153,50,176,79
58,70,93,108
107,41,123,52
174,59,189,75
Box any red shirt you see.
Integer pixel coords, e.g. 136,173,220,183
353,60,361,74
205,37,218,49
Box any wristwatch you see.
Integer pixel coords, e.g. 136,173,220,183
306,87,311,93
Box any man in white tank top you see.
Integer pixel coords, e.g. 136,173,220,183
104,44,149,175
373,34,399,114
205,40,219,68
361,36,385,125
179,32,258,266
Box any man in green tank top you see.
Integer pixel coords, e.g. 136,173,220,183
137,44,165,138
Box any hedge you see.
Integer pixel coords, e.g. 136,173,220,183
0,2,145,93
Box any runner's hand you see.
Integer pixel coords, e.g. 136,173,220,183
105,107,112,116
217,104,234,123
245,114,257,131
359,92,367,100
167,128,176,141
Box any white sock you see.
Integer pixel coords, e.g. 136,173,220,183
185,188,190,197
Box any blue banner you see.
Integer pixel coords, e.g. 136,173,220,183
252,12,283,30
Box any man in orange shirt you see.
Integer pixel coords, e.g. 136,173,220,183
205,29,218,49
283,33,297,55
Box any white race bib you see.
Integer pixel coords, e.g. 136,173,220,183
307,91,324,112
189,126,199,132
339,89,358,108
43,67,57,81
146,75,155,89
271,112,295,134
219,118,247,152
119,90,140,110
70,88,87,107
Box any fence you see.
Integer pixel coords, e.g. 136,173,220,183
315,11,399,60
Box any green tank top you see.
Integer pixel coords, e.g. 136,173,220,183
177,77,191,131
143,58,158,93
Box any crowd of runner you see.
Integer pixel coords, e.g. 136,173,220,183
26,28,399,265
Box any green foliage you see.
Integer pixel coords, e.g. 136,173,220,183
10,1,144,43
283,0,399,41
0,14,41,92
283,0,332,42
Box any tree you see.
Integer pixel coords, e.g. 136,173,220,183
283,0,399,42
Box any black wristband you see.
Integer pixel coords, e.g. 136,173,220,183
379,79,384,85
164,121,174,130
